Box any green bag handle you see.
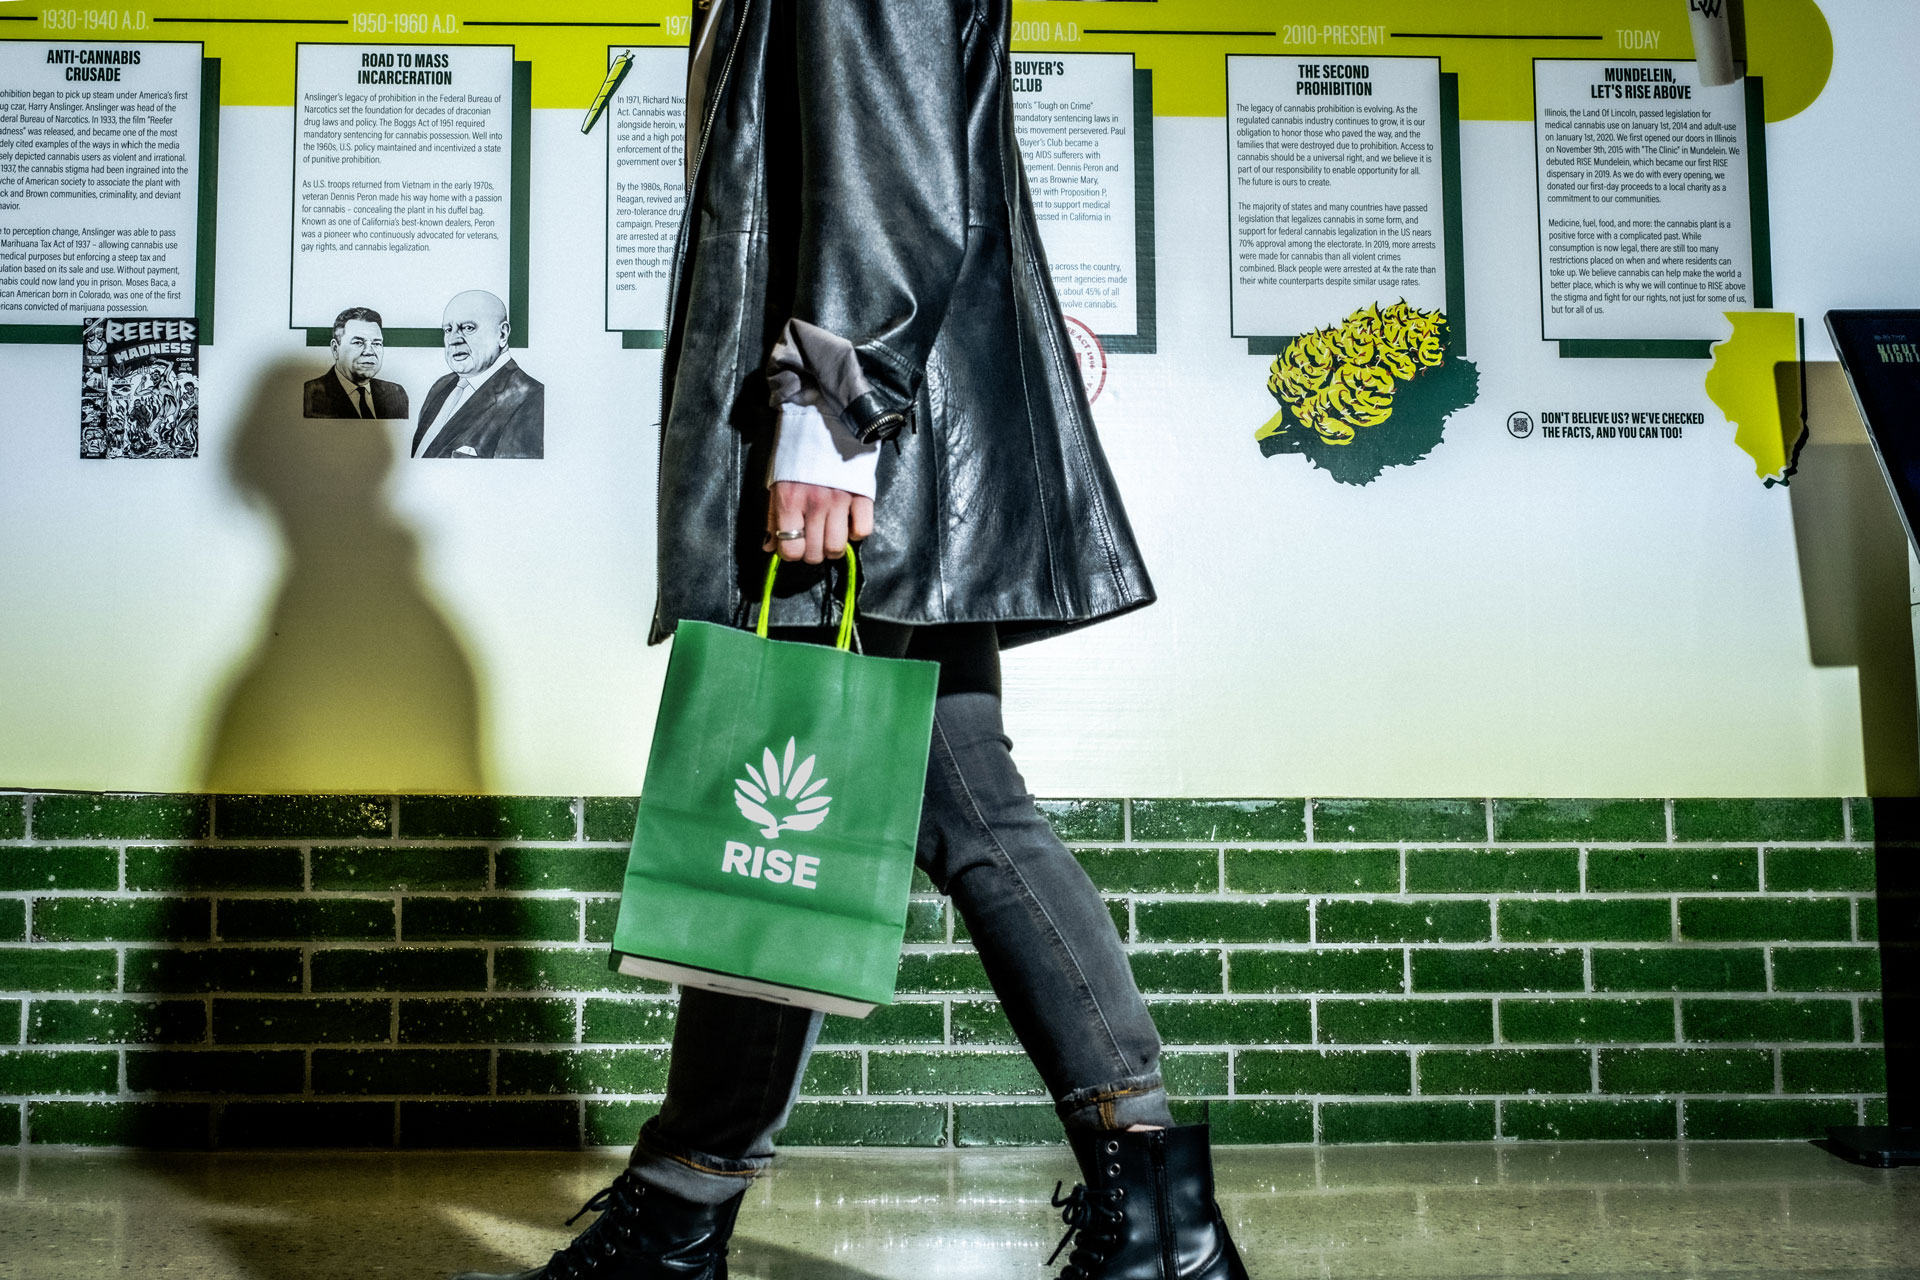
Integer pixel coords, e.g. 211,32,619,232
756,545,858,650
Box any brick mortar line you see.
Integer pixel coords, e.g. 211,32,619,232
912,941,1874,950
0,939,1882,951
0,1089,1884,1105
11,886,1875,897
0,839,1883,856
0,890,1889,901
13,1037,1875,1053
2,996,1889,1012
2,839,618,848
1079,840,1852,850
0,989,1887,1003
2,884,1878,899
0,815,1882,837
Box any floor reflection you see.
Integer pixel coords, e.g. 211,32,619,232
1,1144,1915,1280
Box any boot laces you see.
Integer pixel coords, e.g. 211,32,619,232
1047,1181,1127,1280
545,1174,644,1279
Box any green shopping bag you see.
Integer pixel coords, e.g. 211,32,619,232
610,548,940,1016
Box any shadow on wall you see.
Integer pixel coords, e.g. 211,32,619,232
199,357,488,793
1785,360,1918,798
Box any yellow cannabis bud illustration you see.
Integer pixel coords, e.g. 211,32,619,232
1258,301,1449,447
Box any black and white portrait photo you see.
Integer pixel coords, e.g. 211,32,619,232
411,290,544,459
303,307,410,420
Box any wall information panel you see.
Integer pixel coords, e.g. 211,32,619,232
290,43,518,338
1535,58,1766,357
0,40,207,335
603,45,683,346
0,1,1895,801
1228,55,1449,342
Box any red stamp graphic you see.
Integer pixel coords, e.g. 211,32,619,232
1062,315,1107,404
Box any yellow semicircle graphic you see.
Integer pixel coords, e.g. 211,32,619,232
1748,0,1835,121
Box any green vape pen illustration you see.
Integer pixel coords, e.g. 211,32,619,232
583,51,633,134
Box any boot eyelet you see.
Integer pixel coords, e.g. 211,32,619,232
1105,1163,1121,1177
1104,1140,1119,1155
1113,1188,1126,1200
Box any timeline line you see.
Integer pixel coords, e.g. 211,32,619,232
463,21,662,27
154,16,351,23
1083,29,1275,37
1392,32,1604,41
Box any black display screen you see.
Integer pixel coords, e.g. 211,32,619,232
1827,310,1920,556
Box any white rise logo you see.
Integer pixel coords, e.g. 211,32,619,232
722,738,829,892
733,737,831,838
720,841,819,890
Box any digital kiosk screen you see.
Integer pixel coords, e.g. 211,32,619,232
1827,310,1920,556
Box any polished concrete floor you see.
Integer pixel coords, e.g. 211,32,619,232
0,1144,1914,1280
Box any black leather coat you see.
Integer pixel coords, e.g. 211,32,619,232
650,0,1154,647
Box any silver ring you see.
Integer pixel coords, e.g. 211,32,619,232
774,529,806,541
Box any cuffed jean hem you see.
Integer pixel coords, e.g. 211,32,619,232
1055,1071,1176,1132
628,1118,763,1206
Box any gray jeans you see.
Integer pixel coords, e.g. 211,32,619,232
629,621,1173,1203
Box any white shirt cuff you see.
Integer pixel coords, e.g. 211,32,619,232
767,403,880,499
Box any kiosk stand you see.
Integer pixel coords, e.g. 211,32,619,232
1822,311,1920,1168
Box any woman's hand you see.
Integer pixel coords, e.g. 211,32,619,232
764,481,874,564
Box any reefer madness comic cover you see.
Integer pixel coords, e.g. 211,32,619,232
80,317,200,459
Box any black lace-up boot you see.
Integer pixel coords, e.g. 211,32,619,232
454,1168,744,1280
1048,1125,1249,1280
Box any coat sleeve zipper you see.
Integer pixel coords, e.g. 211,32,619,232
654,0,752,634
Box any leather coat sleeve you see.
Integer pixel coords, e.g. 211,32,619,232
770,0,971,441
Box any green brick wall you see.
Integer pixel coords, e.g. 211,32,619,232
0,793,1890,1148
